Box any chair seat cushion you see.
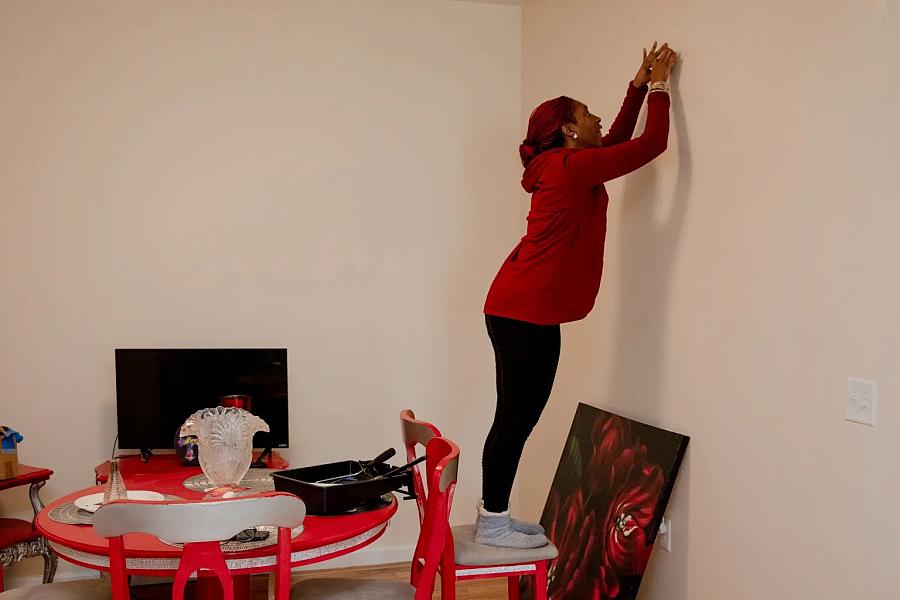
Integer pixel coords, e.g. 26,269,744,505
291,577,414,600
452,524,558,567
0,578,111,600
0,519,39,548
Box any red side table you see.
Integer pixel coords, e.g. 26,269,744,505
0,464,57,592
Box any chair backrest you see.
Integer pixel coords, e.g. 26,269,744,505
94,492,305,600
400,409,442,524
409,436,459,600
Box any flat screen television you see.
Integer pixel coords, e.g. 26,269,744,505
115,348,288,453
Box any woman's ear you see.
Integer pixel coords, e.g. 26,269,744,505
561,124,576,139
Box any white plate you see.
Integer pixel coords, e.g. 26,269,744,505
73,490,166,513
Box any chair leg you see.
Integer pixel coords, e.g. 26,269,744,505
174,542,234,600
439,553,456,600
533,561,548,600
41,547,58,583
507,576,521,600
440,571,456,600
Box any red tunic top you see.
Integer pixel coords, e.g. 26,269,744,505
484,84,671,325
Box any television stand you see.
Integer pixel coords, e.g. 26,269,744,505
140,448,153,463
250,447,273,469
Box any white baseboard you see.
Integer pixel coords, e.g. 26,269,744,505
298,544,415,571
5,545,416,588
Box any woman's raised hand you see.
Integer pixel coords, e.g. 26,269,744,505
650,43,678,83
632,41,660,88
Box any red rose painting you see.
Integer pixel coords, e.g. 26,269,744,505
537,404,688,600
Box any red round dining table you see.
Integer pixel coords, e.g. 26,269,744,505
35,469,398,600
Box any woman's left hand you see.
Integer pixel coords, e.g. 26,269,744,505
632,42,660,88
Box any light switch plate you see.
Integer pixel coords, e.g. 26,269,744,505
846,378,877,426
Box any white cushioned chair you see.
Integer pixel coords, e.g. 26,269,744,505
400,409,557,600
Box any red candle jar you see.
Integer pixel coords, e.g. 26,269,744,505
220,394,253,412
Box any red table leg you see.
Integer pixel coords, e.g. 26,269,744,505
195,573,252,600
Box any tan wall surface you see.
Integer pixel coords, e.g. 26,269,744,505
0,0,522,584
518,0,900,598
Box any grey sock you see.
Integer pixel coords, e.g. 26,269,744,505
477,499,545,535
474,507,550,549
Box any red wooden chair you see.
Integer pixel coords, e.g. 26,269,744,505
0,466,105,599
401,409,557,600
92,492,305,600
0,465,58,592
290,435,459,600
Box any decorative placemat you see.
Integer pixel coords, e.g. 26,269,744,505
160,524,304,552
48,495,184,526
48,503,94,526
182,469,276,493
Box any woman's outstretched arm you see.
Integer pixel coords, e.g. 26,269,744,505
600,82,649,147
564,46,678,186
564,92,670,186
601,42,664,146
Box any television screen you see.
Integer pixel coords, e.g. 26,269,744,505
115,348,288,451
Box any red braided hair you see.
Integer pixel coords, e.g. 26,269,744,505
519,96,577,168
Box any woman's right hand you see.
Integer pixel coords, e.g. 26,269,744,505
650,44,678,83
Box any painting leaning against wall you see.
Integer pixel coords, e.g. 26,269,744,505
535,403,689,600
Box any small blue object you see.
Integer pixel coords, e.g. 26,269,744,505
0,426,23,451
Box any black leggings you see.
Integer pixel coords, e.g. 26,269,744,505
482,314,561,513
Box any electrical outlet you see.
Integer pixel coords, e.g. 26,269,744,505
658,516,672,552
846,378,877,426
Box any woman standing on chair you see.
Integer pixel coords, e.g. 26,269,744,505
476,44,679,549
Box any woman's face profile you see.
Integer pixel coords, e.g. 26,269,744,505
566,101,603,148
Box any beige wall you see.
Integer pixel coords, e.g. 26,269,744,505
0,0,522,585
6,0,896,595
518,0,900,598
